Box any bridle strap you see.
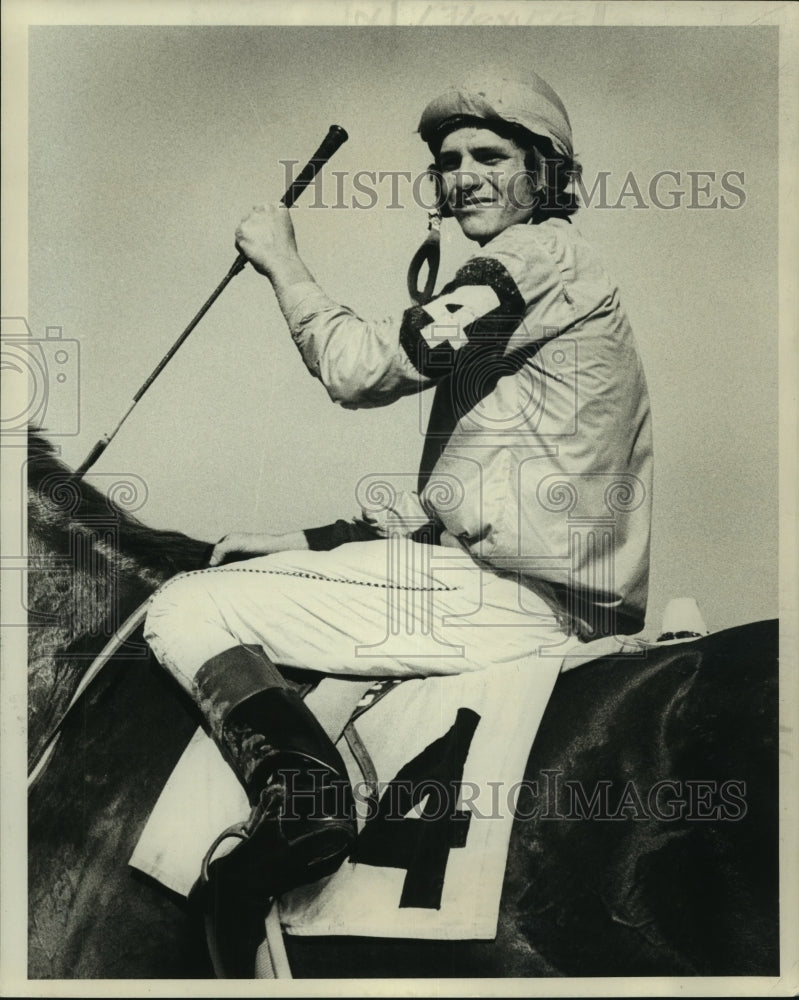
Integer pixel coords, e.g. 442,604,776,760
407,211,442,306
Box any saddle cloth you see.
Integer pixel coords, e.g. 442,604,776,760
130,637,634,940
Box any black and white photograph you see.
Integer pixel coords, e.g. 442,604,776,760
1,1,797,994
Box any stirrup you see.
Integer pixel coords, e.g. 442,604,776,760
199,783,356,905
200,820,253,886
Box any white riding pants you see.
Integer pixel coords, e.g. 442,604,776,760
134,539,598,901
143,539,572,691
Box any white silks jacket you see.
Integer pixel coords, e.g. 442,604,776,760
282,217,653,640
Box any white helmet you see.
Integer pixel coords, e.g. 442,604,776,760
418,73,573,161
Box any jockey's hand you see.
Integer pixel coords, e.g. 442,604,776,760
235,203,300,278
208,530,308,567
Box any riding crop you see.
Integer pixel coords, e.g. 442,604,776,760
74,124,349,478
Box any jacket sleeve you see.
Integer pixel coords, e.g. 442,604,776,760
303,518,382,550
398,255,528,375
303,490,440,550
285,284,436,408
284,249,531,408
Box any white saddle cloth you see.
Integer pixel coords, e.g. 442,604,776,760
130,635,639,940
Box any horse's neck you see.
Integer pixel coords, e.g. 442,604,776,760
26,519,164,767
26,448,210,768
26,501,194,770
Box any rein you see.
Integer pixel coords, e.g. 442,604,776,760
27,601,152,790
407,209,442,306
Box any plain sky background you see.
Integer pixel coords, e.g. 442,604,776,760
23,22,779,639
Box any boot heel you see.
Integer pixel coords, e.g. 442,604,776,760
288,820,356,874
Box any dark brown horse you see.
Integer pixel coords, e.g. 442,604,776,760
27,431,779,979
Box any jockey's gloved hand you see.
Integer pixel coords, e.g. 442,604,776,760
208,530,309,567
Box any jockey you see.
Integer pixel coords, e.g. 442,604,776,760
144,71,653,953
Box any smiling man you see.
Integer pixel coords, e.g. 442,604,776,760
437,125,540,242
144,72,653,970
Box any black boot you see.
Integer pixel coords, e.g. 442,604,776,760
189,646,356,975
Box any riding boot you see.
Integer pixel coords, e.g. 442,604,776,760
192,644,356,907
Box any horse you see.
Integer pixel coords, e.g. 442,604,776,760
26,431,779,980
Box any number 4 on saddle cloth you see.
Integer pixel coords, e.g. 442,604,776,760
130,634,637,941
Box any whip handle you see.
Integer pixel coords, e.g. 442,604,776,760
74,125,350,478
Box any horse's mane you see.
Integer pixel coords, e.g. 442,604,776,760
26,429,212,766
27,428,212,583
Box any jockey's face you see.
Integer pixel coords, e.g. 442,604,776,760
437,126,534,245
